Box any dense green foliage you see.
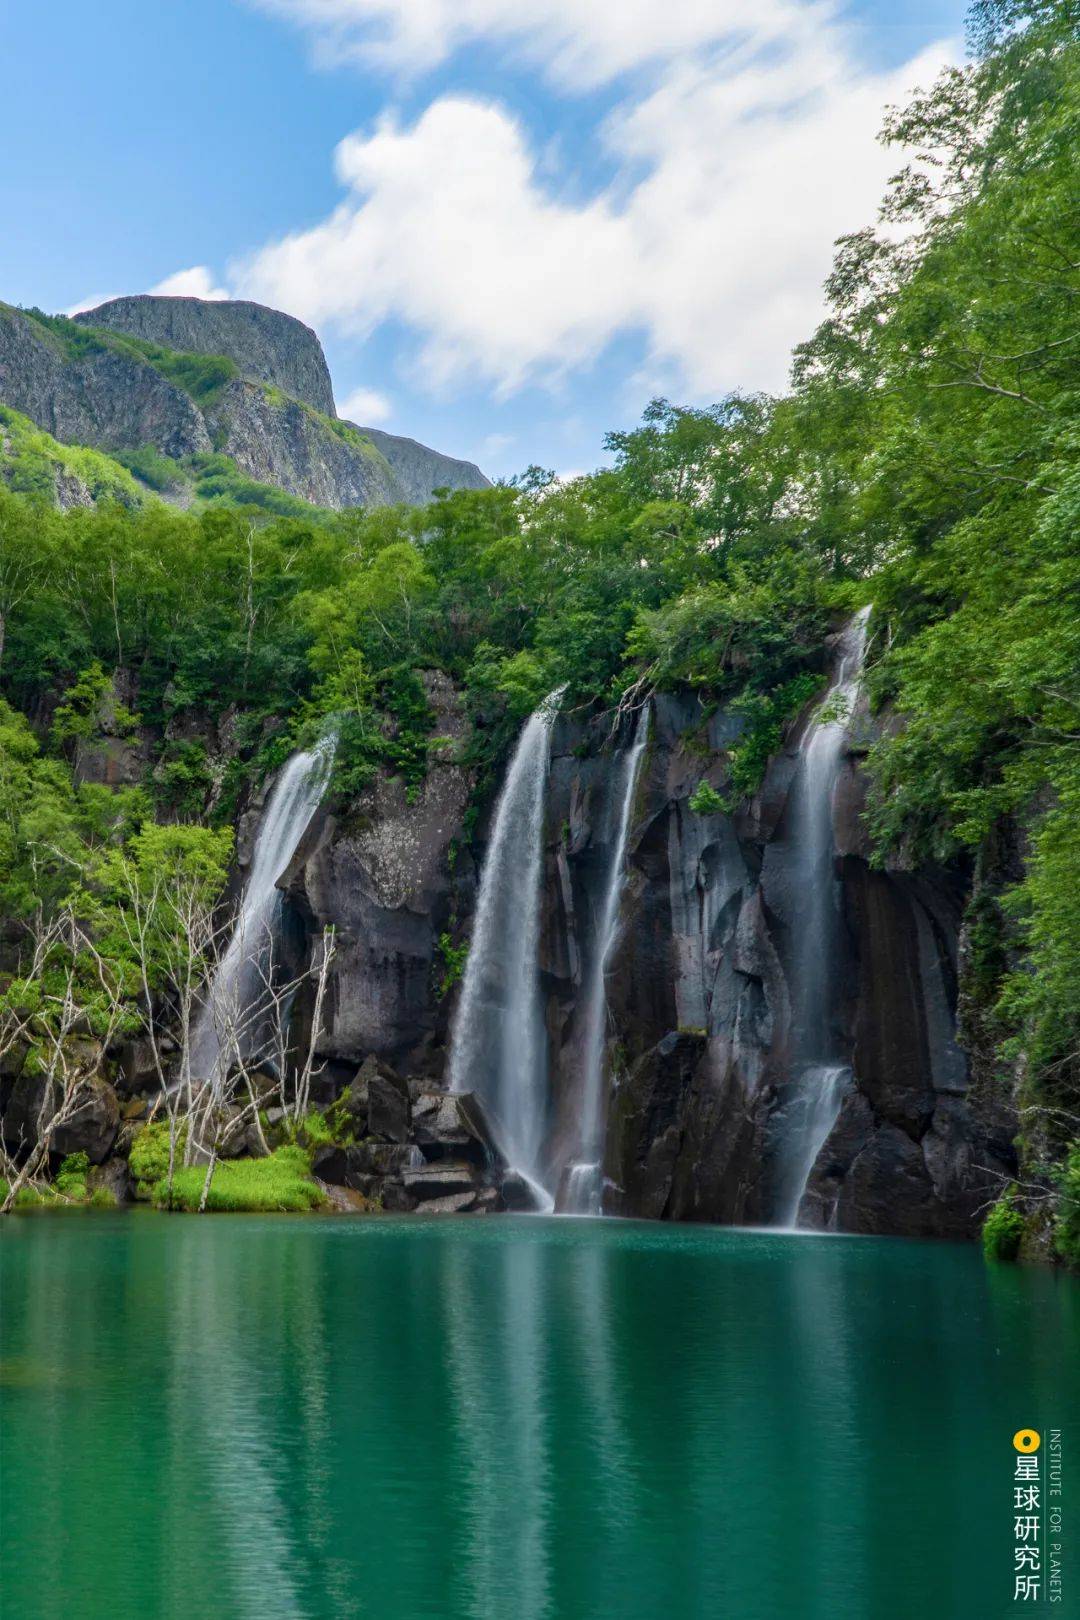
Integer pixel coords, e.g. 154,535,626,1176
0,405,143,506
129,1119,179,1196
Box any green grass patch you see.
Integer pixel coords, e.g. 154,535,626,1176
142,348,237,405
188,452,321,516
0,1177,57,1208
54,1151,90,1201
17,306,109,360
153,1145,326,1212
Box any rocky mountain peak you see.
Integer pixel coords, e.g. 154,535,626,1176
74,294,336,416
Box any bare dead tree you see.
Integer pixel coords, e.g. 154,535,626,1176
106,850,237,1201
193,925,336,1212
0,910,130,1213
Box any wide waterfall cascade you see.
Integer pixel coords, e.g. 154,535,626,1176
562,707,650,1216
448,689,564,1210
775,608,871,1226
192,738,335,1094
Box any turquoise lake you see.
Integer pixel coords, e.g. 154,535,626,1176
1,1214,1077,1619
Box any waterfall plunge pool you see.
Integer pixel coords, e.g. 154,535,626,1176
2,1213,1077,1619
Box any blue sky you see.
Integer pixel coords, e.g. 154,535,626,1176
1,0,966,478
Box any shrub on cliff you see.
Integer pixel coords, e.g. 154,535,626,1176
982,1189,1026,1261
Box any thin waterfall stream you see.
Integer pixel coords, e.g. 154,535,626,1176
561,707,650,1216
772,609,870,1227
191,737,335,1095
448,689,564,1210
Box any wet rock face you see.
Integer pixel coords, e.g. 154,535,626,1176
541,691,1010,1238
2,1070,120,1166
285,671,474,1074
280,675,1009,1239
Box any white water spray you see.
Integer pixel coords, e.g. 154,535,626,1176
773,610,869,1226
192,738,334,1094
448,690,564,1209
562,707,650,1215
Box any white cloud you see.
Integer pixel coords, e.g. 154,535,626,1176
226,2,956,402
337,384,393,422
64,292,122,317
149,265,231,301
252,0,818,88
234,97,635,394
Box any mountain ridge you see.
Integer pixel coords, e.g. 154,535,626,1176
0,296,488,510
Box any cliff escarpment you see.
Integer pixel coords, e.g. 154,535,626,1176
0,297,488,511
246,677,1017,1239
75,295,337,415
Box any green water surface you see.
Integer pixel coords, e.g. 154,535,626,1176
1,1214,1076,1620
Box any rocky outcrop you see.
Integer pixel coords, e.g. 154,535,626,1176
306,1052,504,1212
206,380,400,509
2,1070,120,1165
284,671,476,1074
75,294,337,415
360,427,490,504
1,298,489,511
0,303,210,458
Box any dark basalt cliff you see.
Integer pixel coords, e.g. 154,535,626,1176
265,680,1017,1239
282,671,476,1080
578,694,1017,1237
0,297,488,510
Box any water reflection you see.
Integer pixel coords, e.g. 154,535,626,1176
442,1226,552,1618
165,1222,318,1617
1,1216,1077,1620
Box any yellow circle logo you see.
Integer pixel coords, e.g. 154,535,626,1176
1014,1429,1041,1453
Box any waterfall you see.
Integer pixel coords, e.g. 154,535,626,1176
771,1062,851,1229
192,738,334,1093
773,609,869,1227
448,690,564,1210
561,707,650,1216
